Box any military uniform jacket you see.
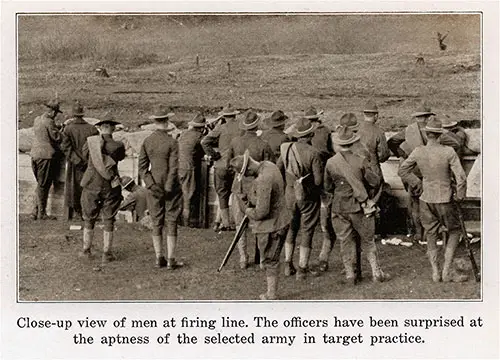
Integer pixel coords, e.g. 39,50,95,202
138,129,180,193
260,128,289,161
245,161,291,234
398,143,467,204
278,140,324,199
178,128,205,170
358,121,391,166
201,119,243,169
60,118,99,167
324,150,381,213
311,123,334,164
30,113,62,160
387,121,427,159
81,134,126,191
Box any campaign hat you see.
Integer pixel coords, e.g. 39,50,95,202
239,110,260,130
218,103,240,117
266,110,288,128
149,105,175,121
303,106,324,120
412,103,435,117
45,99,62,114
332,125,360,146
288,117,318,138
363,100,379,113
339,112,360,132
422,117,444,133
188,112,207,128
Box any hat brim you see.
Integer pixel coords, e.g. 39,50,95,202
149,113,175,120
288,122,318,138
239,118,260,130
442,121,458,128
72,112,84,116
219,110,240,116
121,179,134,188
347,123,360,132
95,120,121,126
332,133,360,145
188,121,206,128
363,109,379,113
422,127,444,133
412,111,435,117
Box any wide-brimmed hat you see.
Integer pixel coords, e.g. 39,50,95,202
95,113,121,127
412,103,435,117
441,116,458,128
288,117,318,138
188,112,206,128
332,126,360,146
339,112,360,132
239,110,260,130
218,103,240,117
45,99,62,114
229,149,250,180
149,105,175,121
71,101,84,117
363,100,379,113
422,117,444,133
266,110,288,128
120,176,135,189
304,106,324,120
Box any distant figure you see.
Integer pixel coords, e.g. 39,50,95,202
437,32,448,51
60,101,99,220
29,99,63,220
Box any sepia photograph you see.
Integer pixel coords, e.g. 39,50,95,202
16,13,482,302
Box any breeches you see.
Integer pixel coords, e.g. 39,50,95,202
420,200,461,251
285,186,320,248
214,168,233,209
332,211,376,263
256,226,288,271
179,168,197,212
147,189,182,235
81,187,123,231
31,158,57,189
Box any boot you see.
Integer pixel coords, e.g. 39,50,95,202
166,236,184,270
427,249,441,282
79,228,94,259
152,235,166,267
367,250,391,283
38,188,56,220
213,207,222,231
283,241,296,276
260,275,278,300
296,246,318,280
341,254,357,285
318,233,332,272
102,231,116,263
237,232,249,269
219,208,233,231
442,235,468,283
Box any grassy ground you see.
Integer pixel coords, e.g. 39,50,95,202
18,215,481,301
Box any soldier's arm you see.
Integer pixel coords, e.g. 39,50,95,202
138,142,155,188
48,119,62,144
311,153,324,187
377,132,391,163
245,178,272,221
323,163,335,194
439,132,462,154
263,143,276,163
449,149,467,200
82,140,90,161
398,150,421,188
362,158,381,189
201,124,222,160
60,128,81,165
387,130,406,158
276,153,286,179
165,141,179,193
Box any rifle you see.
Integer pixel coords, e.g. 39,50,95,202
217,215,249,272
455,201,481,282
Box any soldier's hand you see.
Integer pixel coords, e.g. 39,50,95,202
410,181,423,196
453,193,464,202
212,152,221,161
149,184,165,198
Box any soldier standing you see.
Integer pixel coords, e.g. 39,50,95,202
230,151,290,299
387,103,435,243
227,110,274,269
79,115,126,263
278,117,324,280
138,106,183,269
260,110,290,161
325,126,390,284
398,117,468,282
29,99,63,220
178,112,207,227
439,117,475,158
201,104,242,231
60,102,99,220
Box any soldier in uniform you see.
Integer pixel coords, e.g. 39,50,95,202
201,104,242,231
138,106,183,269
439,117,475,158
398,117,468,283
119,176,149,222
178,112,207,227
60,102,99,220
325,126,390,284
230,151,290,300
79,115,126,263
387,103,435,243
29,99,63,220
260,110,290,161
278,117,324,280
301,107,336,273
227,110,274,269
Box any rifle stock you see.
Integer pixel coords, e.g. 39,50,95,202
455,201,480,282
217,215,249,272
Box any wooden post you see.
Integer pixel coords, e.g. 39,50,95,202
227,61,231,74
196,54,200,68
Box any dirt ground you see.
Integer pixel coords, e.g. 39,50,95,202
18,215,481,301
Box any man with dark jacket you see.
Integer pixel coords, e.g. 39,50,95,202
325,126,390,285
439,117,475,159
227,110,274,269
29,99,63,220
398,117,468,283
178,112,207,227
260,110,290,161
230,151,290,299
80,115,126,263
277,117,324,280
60,102,99,220
139,106,183,270
201,104,242,231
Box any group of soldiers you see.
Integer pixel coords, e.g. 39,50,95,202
28,98,472,300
